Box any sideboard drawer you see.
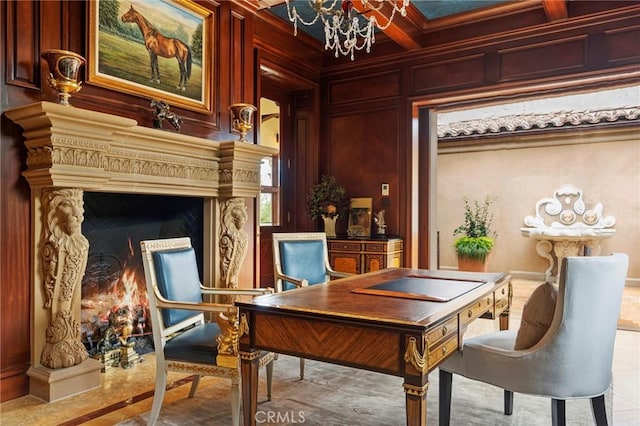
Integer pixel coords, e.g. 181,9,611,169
365,242,387,252
328,241,361,252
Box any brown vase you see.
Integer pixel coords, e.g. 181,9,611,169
457,256,489,272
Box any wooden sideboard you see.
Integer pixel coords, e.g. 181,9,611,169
328,236,403,274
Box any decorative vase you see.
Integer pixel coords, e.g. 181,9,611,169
322,215,338,238
228,103,257,143
40,49,86,106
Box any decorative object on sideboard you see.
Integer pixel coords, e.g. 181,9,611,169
374,210,387,235
284,0,410,61
306,175,349,237
229,103,258,143
348,197,373,238
41,49,86,106
453,195,496,272
150,99,183,131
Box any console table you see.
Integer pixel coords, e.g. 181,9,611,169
328,236,403,274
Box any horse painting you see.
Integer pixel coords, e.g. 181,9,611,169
121,5,192,91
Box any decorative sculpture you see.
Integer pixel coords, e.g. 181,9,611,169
374,210,387,235
151,99,183,131
40,188,89,368
220,198,249,296
521,184,616,282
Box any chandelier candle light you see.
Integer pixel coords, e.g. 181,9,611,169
285,0,409,60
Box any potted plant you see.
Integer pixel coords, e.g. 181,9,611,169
453,195,496,272
306,175,349,237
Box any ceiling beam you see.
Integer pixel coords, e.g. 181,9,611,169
542,0,568,21
351,0,421,51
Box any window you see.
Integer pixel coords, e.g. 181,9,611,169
259,97,281,226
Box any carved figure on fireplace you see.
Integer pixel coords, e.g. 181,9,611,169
220,198,248,296
40,188,90,368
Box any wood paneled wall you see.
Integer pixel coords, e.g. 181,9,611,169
319,2,640,267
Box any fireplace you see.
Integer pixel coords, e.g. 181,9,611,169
5,101,275,401
80,193,204,361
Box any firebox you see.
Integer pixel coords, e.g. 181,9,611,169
81,192,204,362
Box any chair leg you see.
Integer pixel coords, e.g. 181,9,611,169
439,369,453,426
551,399,566,426
591,394,608,426
504,390,513,415
266,359,274,401
188,374,201,398
148,368,167,425
299,358,305,380
231,376,240,426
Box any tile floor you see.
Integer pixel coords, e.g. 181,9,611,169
0,280,638,425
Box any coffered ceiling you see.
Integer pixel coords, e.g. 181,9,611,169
253,0,569,52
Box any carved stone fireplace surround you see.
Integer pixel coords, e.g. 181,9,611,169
6,101,274,401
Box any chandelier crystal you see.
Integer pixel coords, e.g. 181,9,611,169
285,0,410,60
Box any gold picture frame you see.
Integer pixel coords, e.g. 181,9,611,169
348,198,373,237
88,0,213,113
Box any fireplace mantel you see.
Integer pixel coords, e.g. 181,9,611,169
5,101,274,197
6,101,275,401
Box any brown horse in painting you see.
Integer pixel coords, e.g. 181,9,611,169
121,5,192,91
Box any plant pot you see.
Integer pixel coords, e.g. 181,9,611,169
457,256,489,273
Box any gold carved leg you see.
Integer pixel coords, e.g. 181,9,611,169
403,335,429,425
404,381,429,425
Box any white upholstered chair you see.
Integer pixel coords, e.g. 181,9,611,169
140,237,274,426
439,253,628,426
272,232,352,378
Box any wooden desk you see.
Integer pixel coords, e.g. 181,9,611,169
237,268,511,425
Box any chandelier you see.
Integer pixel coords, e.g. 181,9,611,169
285,0,410,60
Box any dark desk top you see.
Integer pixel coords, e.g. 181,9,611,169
237,268,509,330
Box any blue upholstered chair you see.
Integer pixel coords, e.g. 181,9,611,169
439,253,629,426
140,237,274,426
272,232,351,292
272,232,353,378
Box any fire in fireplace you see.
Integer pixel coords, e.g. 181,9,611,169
80,192,204,364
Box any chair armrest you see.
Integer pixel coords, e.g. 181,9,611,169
154,293,235,315
275,271,309,289
327,269,353,279
200,286,274,297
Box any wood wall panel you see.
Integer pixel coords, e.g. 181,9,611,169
230,10,246,105
5,0,39,89
328,71,400,106
498,36,587,81
605,26,640,64
0,116,31,402
327,107,402,236
411,55,485,93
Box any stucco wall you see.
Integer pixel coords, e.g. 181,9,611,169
436,126,639,284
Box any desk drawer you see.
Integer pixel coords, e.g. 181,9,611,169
460,296,492,326
427,317,458,347
428,334,458,368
